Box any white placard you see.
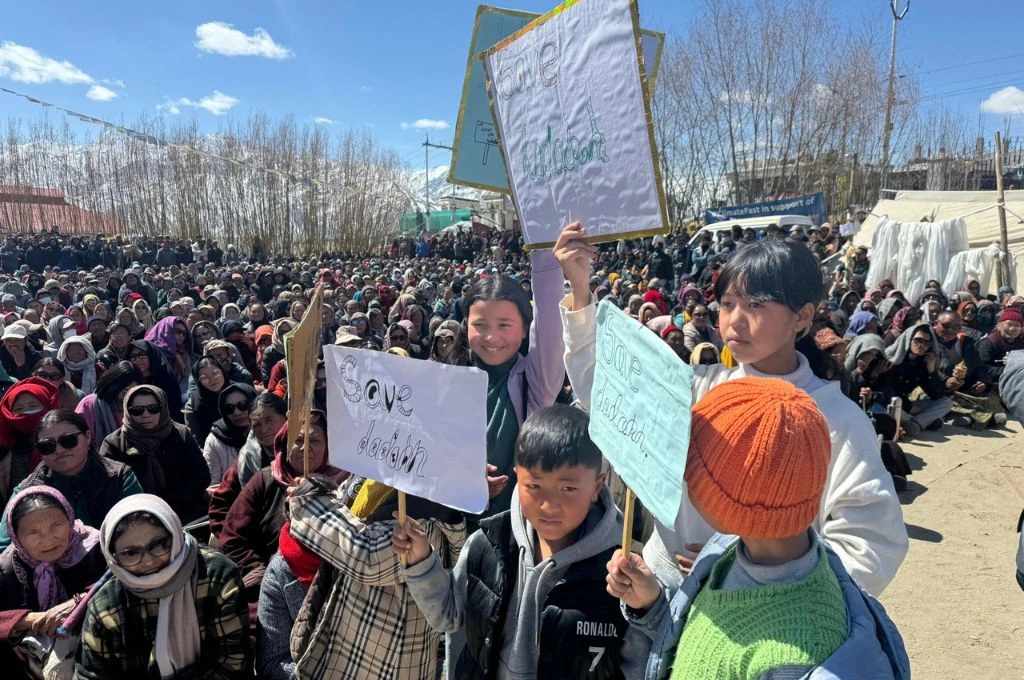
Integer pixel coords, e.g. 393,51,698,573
482,0,667,248
324,345,489,514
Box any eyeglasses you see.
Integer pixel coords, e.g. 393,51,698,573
692,312,708,318
911,337,932,347
34,371,64,381
113,534,172,568
127,403,162,416
128,353,147,361
198,372,223,383
222,400,252,415
35,432,83,456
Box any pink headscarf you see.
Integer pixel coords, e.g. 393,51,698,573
3,486,100,609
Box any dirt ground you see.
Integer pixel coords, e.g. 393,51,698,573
879,420,1024,678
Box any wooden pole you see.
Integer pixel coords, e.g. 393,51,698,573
620,487,635,554
398,491,408,567
995,131,1010,288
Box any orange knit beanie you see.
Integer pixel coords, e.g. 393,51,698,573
684,377,831,539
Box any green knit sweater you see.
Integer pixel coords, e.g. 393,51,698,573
670,544,849,680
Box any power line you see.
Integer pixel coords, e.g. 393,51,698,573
899,51,1024,78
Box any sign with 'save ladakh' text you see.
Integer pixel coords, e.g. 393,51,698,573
449,4,665,193
324,345,489,514
589,300,692,528
482,0,668,248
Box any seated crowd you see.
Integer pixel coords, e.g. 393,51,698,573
0,219,994,678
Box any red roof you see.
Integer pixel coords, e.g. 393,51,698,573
0,186,124,236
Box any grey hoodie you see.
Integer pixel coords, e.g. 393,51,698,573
403,484,648,679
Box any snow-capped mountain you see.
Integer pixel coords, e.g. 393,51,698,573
400,164,495,210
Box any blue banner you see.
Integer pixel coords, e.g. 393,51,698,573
704,192,827,225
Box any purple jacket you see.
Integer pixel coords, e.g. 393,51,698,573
508,249,566,424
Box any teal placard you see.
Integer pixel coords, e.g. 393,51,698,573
449,5,664,193
588,299,692,528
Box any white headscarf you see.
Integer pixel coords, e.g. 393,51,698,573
56,336,97,393
99,495,201,679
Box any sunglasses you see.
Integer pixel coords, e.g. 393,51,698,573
114,534,172,568
129,353,148,361
692,312,708,318
127,403,162,416
911,337,932,346
34,371,64,381
35,431,83,456
222,400,252,415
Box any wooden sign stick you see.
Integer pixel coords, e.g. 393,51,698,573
398,490,408,567
621,486,635,554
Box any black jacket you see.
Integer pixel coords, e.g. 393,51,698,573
455,512,627,680
99,423,210,524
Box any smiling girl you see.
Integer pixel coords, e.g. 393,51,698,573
461,240,565,517
555,223,907,597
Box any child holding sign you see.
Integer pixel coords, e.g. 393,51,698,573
611,378,909,679
554,223,907,597
393,405,648,679
462,246,566,517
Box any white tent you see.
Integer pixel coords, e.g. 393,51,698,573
857,190,1024,293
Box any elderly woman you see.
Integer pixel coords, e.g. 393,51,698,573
977,308,1024,384
218,411,347,602
0,486,106,677
99,386,210,524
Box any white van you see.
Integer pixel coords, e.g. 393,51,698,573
688,214,815,249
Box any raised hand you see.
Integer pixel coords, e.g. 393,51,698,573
553,222,598,311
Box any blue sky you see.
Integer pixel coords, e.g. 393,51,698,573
2,0,1024,168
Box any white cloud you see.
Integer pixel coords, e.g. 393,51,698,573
981,86,1024,115
314,116,335,125
86,85,117,101
195,22,293,59
359,85,372,93
102,78,126,88
400,118,449,130
158,90,238,116
0,41,93,85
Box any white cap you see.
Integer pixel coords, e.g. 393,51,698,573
2,324,27,341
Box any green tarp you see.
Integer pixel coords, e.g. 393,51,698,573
399,209,474,234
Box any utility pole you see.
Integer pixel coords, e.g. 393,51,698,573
880,0,910,199
995,131,1010,287
422,135,454,229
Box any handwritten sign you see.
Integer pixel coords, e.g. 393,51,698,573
481,0,668,249
449,4,665,193
589,300,692,528
324,345,489,513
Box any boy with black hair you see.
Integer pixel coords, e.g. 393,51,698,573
393,404,647,679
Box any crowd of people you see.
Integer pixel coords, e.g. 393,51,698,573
0,218,1015,679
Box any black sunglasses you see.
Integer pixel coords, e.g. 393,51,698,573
35,431,83,456
34,371,64,381
222,400,252,415
127,404,162,416
114,534,172,568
